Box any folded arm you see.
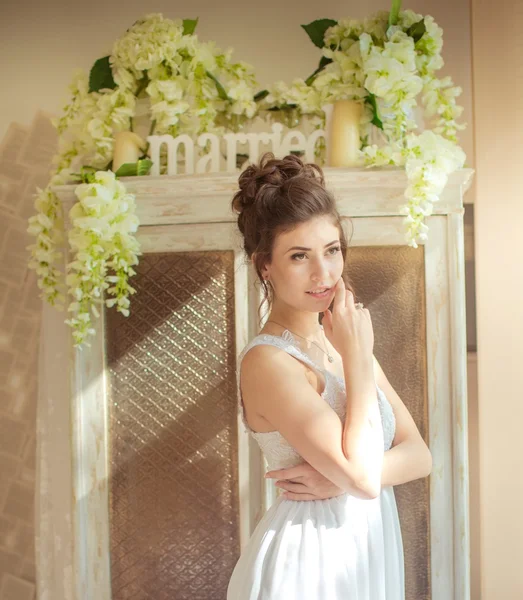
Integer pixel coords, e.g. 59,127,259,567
268,355,432,499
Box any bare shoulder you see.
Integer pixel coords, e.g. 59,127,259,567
240,343,308,391
239,343,313,431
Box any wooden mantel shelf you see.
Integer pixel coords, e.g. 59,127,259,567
52,167,475,227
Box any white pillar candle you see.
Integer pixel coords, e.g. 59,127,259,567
325,100,362,167
112,132,146,172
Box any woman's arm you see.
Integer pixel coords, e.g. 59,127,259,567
267,355,432,499
241,344,381,500
373,355,432,486
340,354,385,498
269,436,431,500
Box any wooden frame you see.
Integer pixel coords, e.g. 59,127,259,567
53,166,474,600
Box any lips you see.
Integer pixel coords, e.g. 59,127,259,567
306,287,332,298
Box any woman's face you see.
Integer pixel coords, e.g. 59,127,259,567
262,215,345,312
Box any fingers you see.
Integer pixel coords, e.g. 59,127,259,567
265,466,304,480
275,480,305,492
322,308,332,333
332,278,346,312
345,288,355,310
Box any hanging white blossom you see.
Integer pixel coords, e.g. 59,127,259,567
65,171,140,347
27,8,468,348
27,13,260,347
263,8,467,247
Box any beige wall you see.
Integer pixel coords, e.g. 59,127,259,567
471,0,523,598
0,1,481,598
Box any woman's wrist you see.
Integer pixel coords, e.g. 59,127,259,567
342,354,374,382
340,346,373,367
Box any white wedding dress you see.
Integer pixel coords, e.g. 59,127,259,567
227,332,405,600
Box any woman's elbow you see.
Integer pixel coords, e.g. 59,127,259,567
338,472,380,500
353,473,381,500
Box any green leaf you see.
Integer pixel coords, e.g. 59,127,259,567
114,159,153,178
301,19,338,49
254,90,269,102
305,55,333,86
319,55,333,69
388,0,402,27
407,19,426,43
136,159,153,177
114,163,137,178
89,56,117,93
364,93,384,130
183,18,199,35
206,71,229,101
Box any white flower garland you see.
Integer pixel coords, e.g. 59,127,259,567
64,171,140,347
27,13,260,347
27,9,468,347
264,9,467,247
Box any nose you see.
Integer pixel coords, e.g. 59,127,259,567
310,256,330,283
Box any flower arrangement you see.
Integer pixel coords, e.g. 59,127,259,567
27,14,260,347
65,170,140,346
262,2,467,247
27,4,468,347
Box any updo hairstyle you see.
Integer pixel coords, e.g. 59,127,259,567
231,152,356,316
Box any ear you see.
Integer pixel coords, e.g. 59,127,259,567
252,253,270,279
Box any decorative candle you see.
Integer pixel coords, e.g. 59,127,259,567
112,132,146,172
325,100,362,167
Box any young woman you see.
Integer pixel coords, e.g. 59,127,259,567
227,153,432,599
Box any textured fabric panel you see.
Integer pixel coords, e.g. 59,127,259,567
345,243,430,600
106,251,239,600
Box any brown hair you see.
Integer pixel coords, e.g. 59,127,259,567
231,152,356,319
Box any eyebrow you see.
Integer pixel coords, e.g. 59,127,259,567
285,240,340,254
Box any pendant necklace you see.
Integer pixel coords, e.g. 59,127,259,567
266,320,334,363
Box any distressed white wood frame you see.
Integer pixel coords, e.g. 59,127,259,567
53,166,473,600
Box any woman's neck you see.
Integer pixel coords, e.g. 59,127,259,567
264,305,322,340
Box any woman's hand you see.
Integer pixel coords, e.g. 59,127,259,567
322,278,374,363
265,463,346,501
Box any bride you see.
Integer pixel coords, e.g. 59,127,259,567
227,152,432,599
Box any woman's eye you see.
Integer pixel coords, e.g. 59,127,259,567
291,247,340,261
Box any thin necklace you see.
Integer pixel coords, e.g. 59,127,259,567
266,320,334,363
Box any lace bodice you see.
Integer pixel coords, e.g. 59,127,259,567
236,332,396,470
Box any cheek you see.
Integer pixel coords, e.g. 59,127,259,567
273,264,307,293
334,256,345,276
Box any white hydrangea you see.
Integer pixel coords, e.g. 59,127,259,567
111,13,185,78
265,79,322,112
